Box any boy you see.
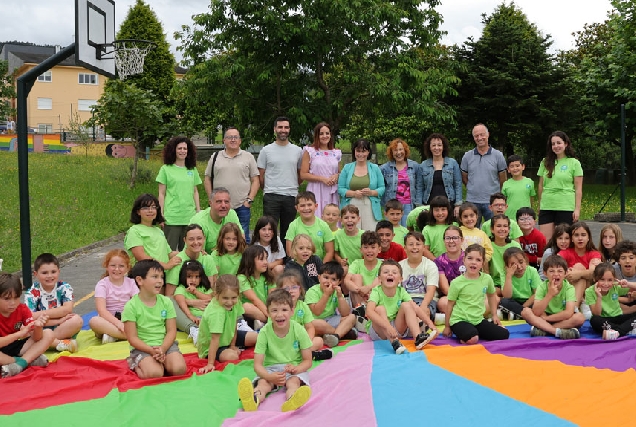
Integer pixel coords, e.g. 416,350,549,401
406,205,429,232
322,203,341,233
516,207,546,269
613,241,636,313
521,255,585,339
384,199,409,245
306,262,358,347
237,288,313,413
481,193,523,240
344,231,382,308
376,220,407,262
0,273,54,378
501,155,536,220
25,253,83,353
285,191,335,262
366,260,434,353
333,205,364,271
123,260,187,379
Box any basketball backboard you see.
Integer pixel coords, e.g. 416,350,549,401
75,0,116,78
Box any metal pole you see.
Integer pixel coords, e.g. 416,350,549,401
621,104,626,222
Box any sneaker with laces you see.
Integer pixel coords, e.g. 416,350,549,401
603,329,620,340
352,304,366,318
341,328,358,341
189,325,200,345
556,328,580,340
56,339,78,353
415,328,438,350
323,333,339,348
530,326,548,337
30,355,49,367
238,378,259,412
355,316,368,332
312,349,333,361
391,339,406,354
102,333,117,344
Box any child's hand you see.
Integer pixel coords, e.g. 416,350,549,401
334,285,342,296
191,300,209,310
16,324,32,339
492,316,503,327
199,363,215,374
617,279,630,288
229,345,241,354
34,314,49,328
385,325,399,341
443,325,453,337
116,320,125,332
324,284,334,295
268,371,287,386
594,283,603,297
187,283,197,293
547,280,560,297
189,315,201,326
151,346,165,363
339,258,348,267
166,256,182,269
284,364,298,374
505,263,517,277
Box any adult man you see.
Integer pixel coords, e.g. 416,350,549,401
460,124,507,225
189,187,243,253
204,127,259,242
257,116,303,240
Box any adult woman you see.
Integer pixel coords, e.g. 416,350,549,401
537,131,583,241
300,122,342,214
379,138,422,226
420,133,463,218
338,138,385,230
157,136,202,251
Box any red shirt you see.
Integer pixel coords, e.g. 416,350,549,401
0,304,33,337
378,242,407,262
558,247,602,269
519,228,546,267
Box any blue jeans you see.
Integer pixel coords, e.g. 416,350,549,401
401,203,413,227
235,205,251,243
472,202,493,228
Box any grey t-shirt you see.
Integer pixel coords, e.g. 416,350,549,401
257,142,303,196
460,146,507,204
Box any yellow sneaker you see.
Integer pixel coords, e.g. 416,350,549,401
237,378,259,412
281,385,311,412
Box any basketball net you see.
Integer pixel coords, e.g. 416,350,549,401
113,40,153,80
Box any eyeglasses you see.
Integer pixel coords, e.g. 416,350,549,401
444,236,461,241
224,135,241,140
491,203,506,208
517,217,534,222
140,206,157,211
283,285,300,291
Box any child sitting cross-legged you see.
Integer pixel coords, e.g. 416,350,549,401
344,231,382,309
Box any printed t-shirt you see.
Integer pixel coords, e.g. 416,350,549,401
534,280,576,315
368,286,412,322
292,300,315,326
399,258,439,299
502,177,536,219
25,281,74,312
447,273,495,326
122,294,176,347
0,304,33,337
255,321,312,366
584,285,629,318
537,157,583,211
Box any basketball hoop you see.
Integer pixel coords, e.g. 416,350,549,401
111,39,155,80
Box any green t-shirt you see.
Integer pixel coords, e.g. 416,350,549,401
537,157,583,211
447,273,495,326
406,205,429,231
482,219,523,240
534,279,576,315
197,298,245,358
124,224,171,264
489,240,522,286
156,164,202,225
305,284,339,319
238,274,270,304
285,217,334,260
189,208,243,253
392,225,409,246
254,320,312,366
333,229,363,263
122,294,176,347
174,285,214,318
292,300,315,326
212,251,242,275
502,177,536,220
368,286,412,325
508,266,541,302
348,259,381,286
423,224,450,257
165,250,218,286
584,285,629,318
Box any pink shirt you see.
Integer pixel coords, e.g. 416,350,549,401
558,247,601,269
94,276,139,314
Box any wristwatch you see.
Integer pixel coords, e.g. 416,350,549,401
246,198,253,204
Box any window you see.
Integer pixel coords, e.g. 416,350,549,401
37,98,52,110
38,124,53,133
78,99,97,112
37,71,52,82
78,73,98,85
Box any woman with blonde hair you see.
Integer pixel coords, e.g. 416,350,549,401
380,138,422,226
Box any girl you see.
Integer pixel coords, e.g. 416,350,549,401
212,223,246,275
435,226,464,301
489,215,522,291
423,195,454,261
277,270,333,360
586,263,636,340
443,244,509,344
458,203,492,270
124,193,180,271
598,224,623,263
251,216,286,278
174,260,213,344
539,223,570,280
237,245,274,323
198,275,258,373
500,247,541,320
89,250,139,343
285,234,323,291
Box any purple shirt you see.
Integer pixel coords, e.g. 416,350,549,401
434,252,465,284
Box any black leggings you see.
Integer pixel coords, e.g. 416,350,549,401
499,298,527,316
450,319,510,342
589,313,636,336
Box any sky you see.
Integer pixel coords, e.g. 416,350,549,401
2,0,614,64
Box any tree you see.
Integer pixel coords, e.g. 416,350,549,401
0,60,16,122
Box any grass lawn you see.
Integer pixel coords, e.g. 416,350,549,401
0,152,633,273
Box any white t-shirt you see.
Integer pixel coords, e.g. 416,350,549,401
256,237,286,263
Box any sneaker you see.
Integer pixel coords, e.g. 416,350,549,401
237,318,254,332
341,328,358,341
312,349,333,361
530,326,548,337
237,378,259,412
352,304,366,318
30,355,49,367
434,313,446,326
499,306,516,321
254,320,265,331
496,309,503,320
56,339,78,353
580,303,592,320
603,329,620,340
355,316,368,332
556,328,581,340
323,333,339,348
281,385,312,412
102,333,117,344
189,326,199,346
415,328,438,350
1,363,23,379
391,339,406,355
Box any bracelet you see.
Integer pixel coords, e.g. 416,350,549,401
246,198,253,203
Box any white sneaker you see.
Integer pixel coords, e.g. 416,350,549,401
102,333,117,344
496,309,503,320
434,313,445,326
254,320,265,331
603,329,620,340
580,303,592,320
189,326,199,345
237,319,254,332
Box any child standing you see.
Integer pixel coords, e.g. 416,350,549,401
516,207,546,270
174,260,213,343
123,260,187,379
384,199,409,246
212,223,246,275
598,224,623,263
237,289,313,413
500,248,541,319
238,245,275,323
489,215,522,289
252,216,286,278
345,231,382,307
322,203,341,233
539,223,571,280
376,220,407,262
333,205,364,271
89,250,139,343
458,203,493,268
285,234,323,291
501,155,536,220
0,273,54,378
25,253,83,353
435,226,464,304
481,193,523,241
423,196,454,261
285,191,335,262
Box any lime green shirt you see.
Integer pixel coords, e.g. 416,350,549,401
122,294,176,347
189,208,243,253
238,274,270,305
481,219,523,240
255,321,312,366
156,164,202,225
406,205,429,231
305,284,339,319
535,279,576,315
489,240,522,286
285,217,334,260
124,224,171,264
448,273,495,326
292,300,315,326
348,259,381,286
197,298,244,358
537,157,583,211
368,286,412,332
165,250,218,286
174,285,213,318
212,251,242,275
508,266,541,302
334,229,363,263
502,177,536,219
392,225,409,246
423,224,450,257
584,285,629,318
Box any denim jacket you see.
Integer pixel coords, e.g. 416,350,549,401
420,157,463,205
379,160,422,206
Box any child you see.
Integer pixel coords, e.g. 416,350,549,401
501,154,536,220
423,196,454,261
539,223,570,280
277,270,333,360
285,191,335,262
521,255,585,339
481,193,523,241
458,203,493,269
586,263,636,340
89,250,139,343
384,199,409,246
252,216,286,278
615,241,636,314
598,224,623,263
212,223,246,275
285,234,323,291
237,289,313,413
435,226,464,305
406,205,429,232
489,215,522,289
333,205,364,270
345,231,382,307
376,220,407,262
123,260,187,379
516,207,546,269
366,260,434,353
25,253,83,353
198,275,258,373
443,244,509,344
174,260,213,343
239,245,275,323
322,203,341,233
124,193,180,270
0,273,54,378
499,247,541,319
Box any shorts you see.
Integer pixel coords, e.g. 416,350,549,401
215,330,248,361
253,363,310,391
324,314,341,329
538,210,573,226
127,341,181,370
0,339,27,357
369,320,411,341
412,297,437,321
